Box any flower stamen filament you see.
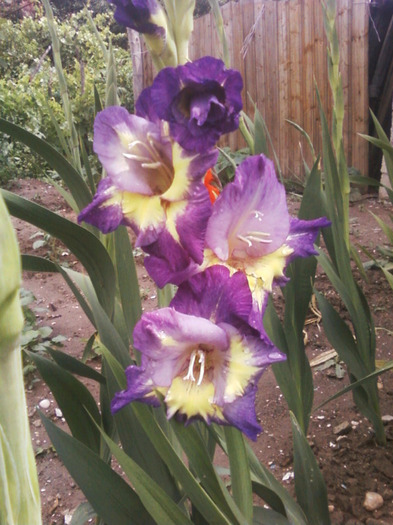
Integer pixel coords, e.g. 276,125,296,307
237,231,272,246
183,349,206,386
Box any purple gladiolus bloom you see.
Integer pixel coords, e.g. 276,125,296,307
78,105,217,262
203,154,330,331
108,0,165,35
111,267,285,440
146,57,243,153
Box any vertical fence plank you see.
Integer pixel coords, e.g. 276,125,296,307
302,0,316,169
277,0,290,175
351,0,369,174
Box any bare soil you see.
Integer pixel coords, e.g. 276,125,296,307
7,178,393,525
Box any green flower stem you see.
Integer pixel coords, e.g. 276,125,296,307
0,194,41,524
239,113,255,153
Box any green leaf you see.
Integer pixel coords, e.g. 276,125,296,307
0,118,91,211
40,413,153,525
173,421,245,525
70,502,96,525
48,348,105,384
252,506,290,525
315,360,393,410
98,427,192,524
114,226,142,341
30,352,100,452
105,41,119,107
290,412,330,525
131,404,232,525
254,108,268,156
2,190,115,317
224,426,253,524
212,426,307,524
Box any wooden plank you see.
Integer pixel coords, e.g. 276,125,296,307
302,0,316,170
288,0,302,177
351,0,369,175
260,0,278,163
336,0,351,160
312,0,326,157
254,0,266,117
277,0,290,176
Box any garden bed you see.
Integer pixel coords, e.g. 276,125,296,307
9,178,393,525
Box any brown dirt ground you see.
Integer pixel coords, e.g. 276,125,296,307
7,178,393,525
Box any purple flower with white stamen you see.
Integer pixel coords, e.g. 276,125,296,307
108,0,165,35
78,105,217,262
111,267,285,440
146,57,243,153
203,154,330,331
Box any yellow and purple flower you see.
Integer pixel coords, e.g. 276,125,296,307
148,57,243,152
203,154,330,331
111,267,285,440
78,104,217,263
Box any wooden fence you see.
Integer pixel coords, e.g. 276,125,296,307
136,0,369,180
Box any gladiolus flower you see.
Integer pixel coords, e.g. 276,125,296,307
148,57,243,153
111,267,285,440
78,105,217,263
204,154,330,331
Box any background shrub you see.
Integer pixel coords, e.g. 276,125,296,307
0,9,133,184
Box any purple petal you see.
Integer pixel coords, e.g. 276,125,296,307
93,106,173,196
135,86,160,123
175,185,212,264
78,178,125,233
143,231,199,287
171,267,254,330
206,155,290,261
111,366,160,413
133,307,228,386
285,216,331,263
223,382,261,440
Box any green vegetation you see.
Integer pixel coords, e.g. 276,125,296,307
0,9,132,184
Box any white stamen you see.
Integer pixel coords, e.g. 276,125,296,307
123,153,152,162
183,349,206,385
196,351,205,386
183,350,197,382
141,161,162,169
237,234,253,247
237,231,272,246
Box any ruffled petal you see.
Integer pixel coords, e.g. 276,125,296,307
150,57,243,153
111,366,160,413
285,216,331,263
223,383,261,440
143,231,198,287
171,266,253,330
